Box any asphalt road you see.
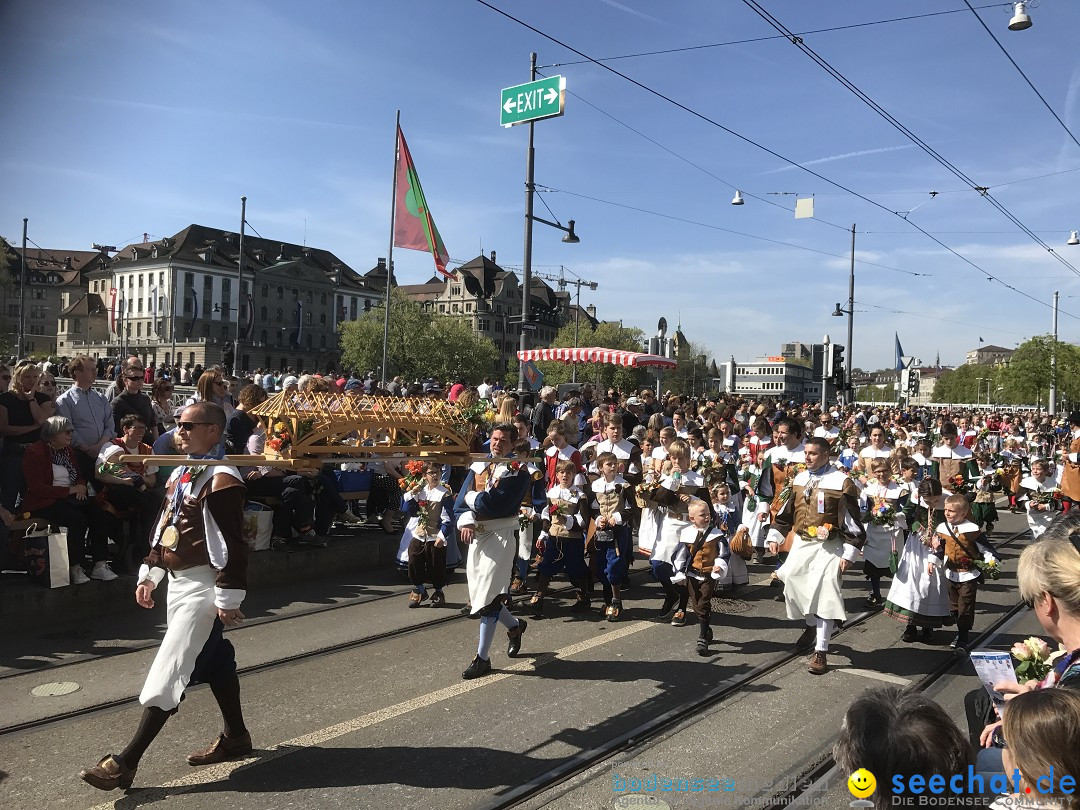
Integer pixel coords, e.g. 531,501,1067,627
0,507,1034,810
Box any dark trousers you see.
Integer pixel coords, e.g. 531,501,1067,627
245,475,315,538
31,497,109,564
189,616,237,687
105,485,165,559
650,561,689,611
0,452,25,511
687,576,715,624
407,538,447,590
948,576,981,633
314,470,346,534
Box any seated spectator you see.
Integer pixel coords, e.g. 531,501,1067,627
226,384,326,547
0,361,55,514
975,515,1080,775
834,686,974,809
151,426,185,483
22,415,112,584
997,688,1080,808
150,378,176,436
95,414,165,569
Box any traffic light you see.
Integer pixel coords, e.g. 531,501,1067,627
831,345,845,387
908,369,920,395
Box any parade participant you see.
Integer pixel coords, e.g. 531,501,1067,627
529,459,590,615
399,462,454,608
590,413,643,486
1060,411,1080,512
636,431,662,555
454,422,531,680
646,438,709,626
836,434,860,471
911,438,934,481
672,499,727,656
774,437,865,674
1000,439,1026,513
588,451,633,621
748,417,772,467
710,482,748,590
1020,458,1061,540
885,474,950,643
79,403,250,791
756,417,806,590
860,459,904,608
859,425,894,476
935,494,999,650
970,451,1001,534
542,420,584,489
931,422,977,496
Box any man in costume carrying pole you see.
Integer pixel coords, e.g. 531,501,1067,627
80,402,251,790
455,422,533,679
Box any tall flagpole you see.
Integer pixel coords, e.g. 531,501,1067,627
382,109,400,387
235,195,246,376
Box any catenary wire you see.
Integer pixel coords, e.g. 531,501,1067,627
962,0,1080,152
538,185,925,276
738,0,1080,280
473,0,1080,321
546,4,1012,67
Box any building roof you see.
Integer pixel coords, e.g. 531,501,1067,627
971,344,1012,353
59,292,107,317
9,247,103,286
107,224,361,287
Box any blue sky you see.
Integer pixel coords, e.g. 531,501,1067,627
2,0,1079,371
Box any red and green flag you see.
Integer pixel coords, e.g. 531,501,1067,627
393,126,452,278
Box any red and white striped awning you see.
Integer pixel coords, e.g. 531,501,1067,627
517,347,677,369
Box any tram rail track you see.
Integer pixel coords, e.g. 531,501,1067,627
476,527,1031,810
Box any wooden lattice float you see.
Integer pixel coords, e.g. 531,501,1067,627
122,392,487,469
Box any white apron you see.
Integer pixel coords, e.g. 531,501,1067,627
777,536,847,621
466,515,519,614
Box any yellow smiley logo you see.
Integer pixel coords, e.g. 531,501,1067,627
847,768,876,799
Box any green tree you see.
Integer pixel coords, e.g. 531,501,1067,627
339,288,499,383
506,320,649,393
857,384,896,403
997,335,1080,408
656,339,715,398
931,364,989,404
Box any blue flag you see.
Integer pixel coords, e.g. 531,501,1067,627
522,360,544,392
894,333,904,372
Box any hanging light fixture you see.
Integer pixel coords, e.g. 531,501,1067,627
1008,1,1032,31
731,190,745,206
1068,230,1080,246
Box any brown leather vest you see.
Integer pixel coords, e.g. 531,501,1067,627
548,495,581,539
939,527,979,570
161,472,244,571
690,533,719,574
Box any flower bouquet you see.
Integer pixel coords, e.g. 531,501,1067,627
1029,488,1062,507
267,421,292,455
1010,636,1067,683
398,459,426,491
865,500,897,528
949,473,970,495
974,552,1001,580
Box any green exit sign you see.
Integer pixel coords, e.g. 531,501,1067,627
500,75,566,128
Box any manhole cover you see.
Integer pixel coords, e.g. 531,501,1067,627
712,597,752,614
30,681,81,697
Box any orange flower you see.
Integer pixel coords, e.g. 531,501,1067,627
405,460,425,476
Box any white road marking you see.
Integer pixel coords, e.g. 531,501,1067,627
836,667,911,685
87,620,654,809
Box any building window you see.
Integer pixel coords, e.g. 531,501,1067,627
306,291,313,304
276,286,283,300
292,288,298,300
260,306,268,319
185,272,194,289
319,313,326,325
276,308,283,322
305,312,312,326
320,335,327,348
466,303,472,312
350,298,358,319
364,299,371,312
321,293,327,306
137,323,142,337
439,304,445,313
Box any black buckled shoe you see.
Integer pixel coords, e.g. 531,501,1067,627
900,624,918,643
462,655,492,680
187,731,253,766
696,637,710,657
507,618,527,657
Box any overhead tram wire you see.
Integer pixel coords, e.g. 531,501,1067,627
536,70,851,233
855,300,1031,338
738,0,1080,281
473,0,1080,322
537,185,925,277
546,4,1012,67
962,0,1080,152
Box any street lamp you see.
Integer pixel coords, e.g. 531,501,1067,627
821,334,830,408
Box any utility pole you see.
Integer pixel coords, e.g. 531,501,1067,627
517,52,538,397
18,218,27,359
235,195,246,376
1050,290,1058,416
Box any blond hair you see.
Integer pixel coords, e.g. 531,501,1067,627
1002,689,1080,808
1017,527,1080,617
